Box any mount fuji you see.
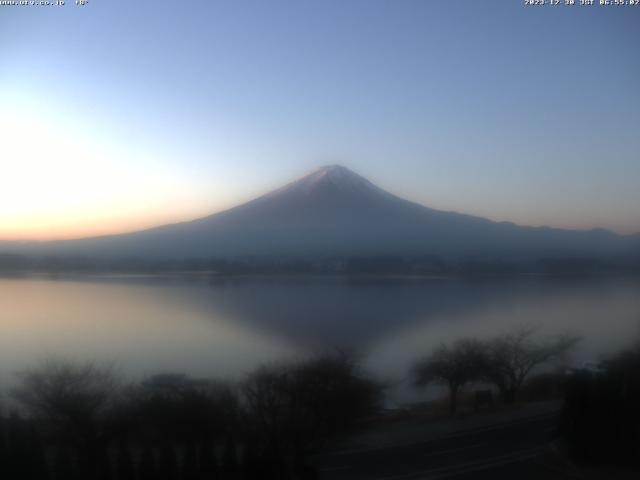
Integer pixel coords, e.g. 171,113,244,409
2,165,638,262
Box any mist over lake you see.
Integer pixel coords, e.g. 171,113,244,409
2,274,638,403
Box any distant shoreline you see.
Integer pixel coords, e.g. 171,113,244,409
2,269,638,284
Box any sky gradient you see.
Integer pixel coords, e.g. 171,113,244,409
1,0,639,240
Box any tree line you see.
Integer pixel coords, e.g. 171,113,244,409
2,327,638,478
2,252,639,275
1,352,382,480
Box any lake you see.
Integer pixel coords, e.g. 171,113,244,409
1,274,638,404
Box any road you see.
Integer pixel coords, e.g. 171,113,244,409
313,413,574,479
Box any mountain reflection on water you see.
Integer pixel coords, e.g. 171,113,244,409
1,274,638,402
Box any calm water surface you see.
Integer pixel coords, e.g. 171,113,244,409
1,275,638,403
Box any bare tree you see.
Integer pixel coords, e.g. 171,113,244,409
484,327,579,404
12,359,119,421
412,339,487,416
242,351,382,459
11,359,120,478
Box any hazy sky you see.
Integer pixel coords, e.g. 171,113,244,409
1,0,638,240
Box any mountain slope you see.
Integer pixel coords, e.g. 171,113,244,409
3,165,638,260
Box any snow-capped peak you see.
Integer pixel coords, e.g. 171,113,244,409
269,164,391,198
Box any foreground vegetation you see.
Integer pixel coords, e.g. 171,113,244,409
1,329,638,479
1,352,381,480
559,345,640,468
412,327,579,415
